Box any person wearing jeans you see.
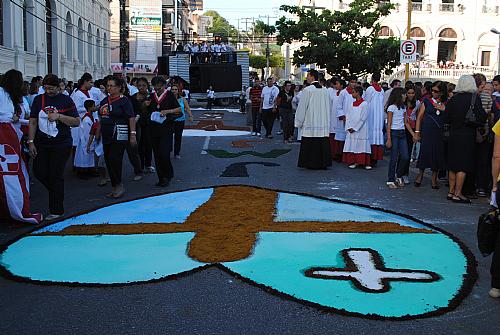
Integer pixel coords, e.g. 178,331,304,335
170,84,193,158
386,87,410,188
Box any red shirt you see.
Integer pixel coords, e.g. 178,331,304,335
250,87,263,109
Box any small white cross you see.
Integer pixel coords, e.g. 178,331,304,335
305,249,439,293
0,144,19,173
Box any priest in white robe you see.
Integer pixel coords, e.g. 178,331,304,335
334,77,357,161
295,69,332,170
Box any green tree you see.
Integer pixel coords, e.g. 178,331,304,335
204,10,238,38
276,0,400,77
249,54,267,79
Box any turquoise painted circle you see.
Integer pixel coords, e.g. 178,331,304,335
0,187,475,319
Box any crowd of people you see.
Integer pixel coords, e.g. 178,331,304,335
0,70,192,224
243,71,500,203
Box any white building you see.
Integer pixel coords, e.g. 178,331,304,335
295,0,500,79
0,0,112,80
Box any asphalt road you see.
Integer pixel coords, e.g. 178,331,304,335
1,108,499,334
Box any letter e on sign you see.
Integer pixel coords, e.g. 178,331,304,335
400,39,417,64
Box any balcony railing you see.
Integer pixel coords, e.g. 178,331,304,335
439,3,454,12
482,5,499,14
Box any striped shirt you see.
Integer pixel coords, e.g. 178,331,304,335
250,87,262,109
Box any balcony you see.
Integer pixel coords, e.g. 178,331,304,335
482,5,499,14
412,2,423,11
439,3,454,12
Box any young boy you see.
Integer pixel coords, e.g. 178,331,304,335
74,100,97,178
342,86,372,170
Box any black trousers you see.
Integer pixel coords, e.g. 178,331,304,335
401,129,414,176
151,124,174,182
137,123,153,169
125,141,142,175
206,98,214,110
173,121,185,156
261,108,275,136
33,145,71,215
252,106,262,133
104,141,128,187
280,108,294,140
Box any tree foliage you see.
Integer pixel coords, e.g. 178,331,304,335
203,10,238,38
276,0,400,77
249,54,267,69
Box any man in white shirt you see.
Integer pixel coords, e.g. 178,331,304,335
260,77,280,138
206,86,215,110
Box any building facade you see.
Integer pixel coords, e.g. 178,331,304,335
295,0,499,76
0,0,112,80
110,0,195,76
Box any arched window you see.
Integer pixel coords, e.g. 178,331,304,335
379,26,394,37
439,28,457,39
103,32,108,68
65,12,73,60
410,27,425,38
96,29,101,66
78,18,84,63
87,23,93,65
23,2,28,51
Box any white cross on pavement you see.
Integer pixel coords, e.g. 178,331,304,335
304,248,440,293
0,144,19,173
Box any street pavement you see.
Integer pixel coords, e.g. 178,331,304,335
1,108,499,334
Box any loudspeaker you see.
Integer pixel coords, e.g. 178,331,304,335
157,56,169,75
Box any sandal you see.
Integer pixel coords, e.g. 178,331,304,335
387,182,398,189
447,193,454,201
452,196,471,204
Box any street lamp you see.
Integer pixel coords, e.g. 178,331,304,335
492,28,500,75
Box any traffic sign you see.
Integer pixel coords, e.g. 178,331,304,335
400,39,417,64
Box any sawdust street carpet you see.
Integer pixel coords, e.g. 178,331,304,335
0,186,475,320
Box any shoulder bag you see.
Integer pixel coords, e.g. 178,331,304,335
464,93,484,128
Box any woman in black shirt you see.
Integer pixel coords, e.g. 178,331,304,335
148,76,181,187
99,76,137,198
28,74,80,220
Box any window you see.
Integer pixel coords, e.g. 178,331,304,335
46,0,53,73
78,19,84,62
439,28,457,39
481,51,491,67
0,0,4,46
66,12,73,60
87,24,93,65
410,27,425,38
96,29,101,66
23,2,28,51
379,26,394,37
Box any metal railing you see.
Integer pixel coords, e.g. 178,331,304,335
388,66,498,83
482,5,499,14
412,2,423,11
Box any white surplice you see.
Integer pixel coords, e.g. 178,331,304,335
364,85,385,146
343,100,371,154
73,114,95,168
335,88,355,141
294,83,331,138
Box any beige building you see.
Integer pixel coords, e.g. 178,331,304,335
0,0,111,80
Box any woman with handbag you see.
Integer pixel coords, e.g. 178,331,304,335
99,76,137,199
443,75,487,203
414,81,448,189
148,77,181,187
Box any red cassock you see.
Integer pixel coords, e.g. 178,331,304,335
0,122,42,224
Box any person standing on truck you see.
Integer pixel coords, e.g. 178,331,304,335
260,77,280,139
206,86,215,110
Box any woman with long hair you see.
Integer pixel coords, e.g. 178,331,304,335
28,74,80,221
98,76,138,198
400,84,421,183
170,84,193,158
0,69,42,223
414,81,448,188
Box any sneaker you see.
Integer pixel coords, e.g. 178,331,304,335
396,178,405,187
365,166,372,170
402,176,410,184
277,130,283,135
386,182,398,189
175,155,181,159
133,175,143,181
477,189,488,198
348,164,357,169
256,133,262,137
45,214,63,221
145,166,156,173
251,132,256,136
489,288,500,298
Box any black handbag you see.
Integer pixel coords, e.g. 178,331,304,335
477,208,500,256
464,93,483,128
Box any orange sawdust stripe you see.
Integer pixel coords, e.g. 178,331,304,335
31,186,434,263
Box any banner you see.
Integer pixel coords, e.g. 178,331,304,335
129,6,162,32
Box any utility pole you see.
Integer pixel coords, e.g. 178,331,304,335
266,15,270,79
119,0,128,78
405,0,412,82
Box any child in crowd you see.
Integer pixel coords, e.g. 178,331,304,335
386,87,410,188
86,101,107,187
342,86,372,170
74,100,97,178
